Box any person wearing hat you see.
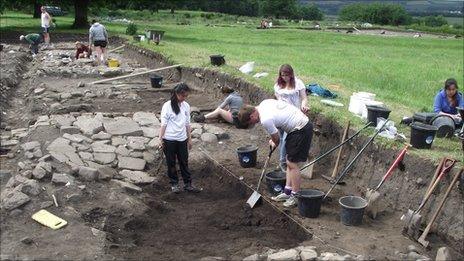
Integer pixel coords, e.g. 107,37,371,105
193,86,243,128
75,41,92,59
19,33,43,56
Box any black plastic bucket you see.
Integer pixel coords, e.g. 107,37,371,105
431,115,455,138
210,55,225,66
149,74,163,88
339,196,368,226
410,122,438,149
133,35,141,42
296,189,325,218
236,145,258,168
366,105,391,126
265,170,286,195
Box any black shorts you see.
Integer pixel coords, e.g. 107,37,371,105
285,122,313,163
42,27,50,33
93,40,107,48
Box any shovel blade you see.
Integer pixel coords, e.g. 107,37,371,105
246,191,261,208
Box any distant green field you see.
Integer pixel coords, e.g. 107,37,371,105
1,11,463,161
445,16,464,25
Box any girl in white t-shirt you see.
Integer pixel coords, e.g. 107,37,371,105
273,64,308,198
159,83,201,193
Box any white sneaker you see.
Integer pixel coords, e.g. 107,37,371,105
283,195,297,208
271,192,290,202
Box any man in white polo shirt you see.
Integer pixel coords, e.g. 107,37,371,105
238,99,313,207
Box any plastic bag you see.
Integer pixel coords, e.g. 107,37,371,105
239,62,255,74
253,72,268,78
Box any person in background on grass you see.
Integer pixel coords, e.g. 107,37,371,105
193,86,243,128
274,64,308,173
434,78,464,124
89,19,108,66
75,41,92,59
19,33,43,57
40,6,52,47
238,99,313,208
159,83,202,194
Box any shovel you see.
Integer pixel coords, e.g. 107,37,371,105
246,146,276,208
324,119,389,200
300,121,371,178
365,144,411,218
401,158,456,238
418,168,463,248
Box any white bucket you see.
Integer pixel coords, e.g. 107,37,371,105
348,92,380,118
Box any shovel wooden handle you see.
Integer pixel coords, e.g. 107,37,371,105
331,121,350,179
417,158,456,212
425,157,446,195
418,168,463,247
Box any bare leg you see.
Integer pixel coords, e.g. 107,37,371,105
44,32,50,44
205,108,233,123
95,46,102,65
286,160,300,193
101,47,107,64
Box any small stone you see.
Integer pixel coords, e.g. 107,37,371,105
60,126,81,135
201,133,218,143
79,152,94,161
129,151,144,158
120,170,156,184
407,245,418,253
34,88,46,95
147,138,161,149
32,148,43,158
93,152,116,165
115,145,130,156
436,247,451,261
18,179,41,196
20,237,34,245
110,179,142,193
92,131,112,140
118,156,146,170
143,151,156,163
52,173,75,185
78,81,85,87
416,178,426,186
9,209,23,216
38,154,52,162
141,127,159,138
111,136,126,146
300,249,318,261
61,93,72,99
91,143,116,153
21,141,41,152
21,170,32,179
78,166,99,181
0,190,30,211
40,201,54,209
243,254,260,261
97,166,117,181
267,249,299,261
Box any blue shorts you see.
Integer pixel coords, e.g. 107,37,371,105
42,27,50,33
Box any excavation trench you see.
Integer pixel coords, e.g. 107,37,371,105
104,161,308,260
0,34,462,260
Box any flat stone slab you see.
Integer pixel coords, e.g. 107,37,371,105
91,143,116,153
93,152,116,165
111,136,127,146
118,156,146,170
141,127,159,138
120,170,156,184
92,132,112,140
1,190,30,211
110,179,142,193
73,115,104,135
50,114,76,127
52,173,75,185
103,117,143,136
21,141,41,152
132,112,160,126
78,166,98,181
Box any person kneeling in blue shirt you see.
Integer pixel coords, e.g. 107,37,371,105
433,78,464,124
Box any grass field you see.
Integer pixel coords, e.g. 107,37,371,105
1,11,463,162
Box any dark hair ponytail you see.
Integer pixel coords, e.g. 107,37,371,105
171,83,190,115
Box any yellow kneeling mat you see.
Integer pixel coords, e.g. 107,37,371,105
32,210,67,230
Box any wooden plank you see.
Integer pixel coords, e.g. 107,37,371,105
89,64,182,85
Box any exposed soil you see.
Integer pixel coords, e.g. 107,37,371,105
0,35,462,260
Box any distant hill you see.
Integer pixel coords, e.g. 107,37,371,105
300,1,464,16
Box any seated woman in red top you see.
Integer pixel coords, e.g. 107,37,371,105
75,41,92,59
